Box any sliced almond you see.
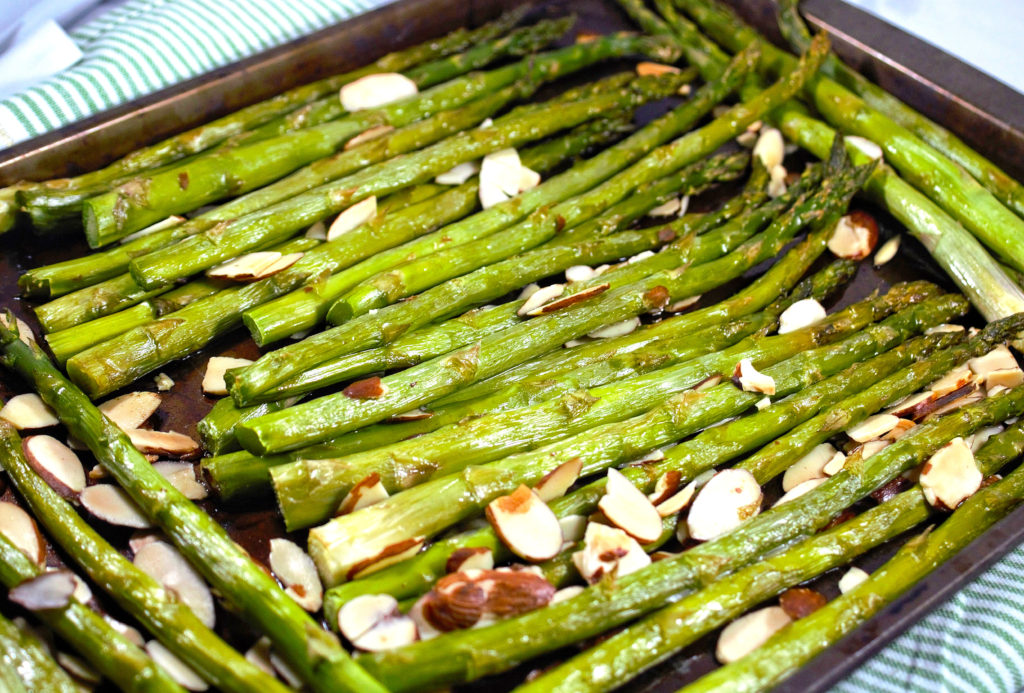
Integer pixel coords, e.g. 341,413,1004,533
517,284,563,316
929,366,976,397
628,250,655,265
486,485,562,563
201,357,252,396
338,594,401,643
0,501,46,566
928,387,984,418
772,477,827,507
558,515,588,545
648,471,681,505
421,568,554,632
268,649,303,689
80,485,152,528
571,522,650,584
716,606,793,664
479,177,511,209
883,418,916,441
735,358,776,395
342,376,387,400
656,478,698,517
445,547,494,574
8,571,75,611
767,164,787,197
598,468,662,544
550,585,585,604
68,573,93,604
98,392,162,431
822,449,849,476
344,124,395,150
353,614,419,651
23,435,86,498
0,393,59,430
667,295,701,312
388,407,432,422
435,161,479,185
244,637,276,677
588,317,640,339
304,220,327,240
339,73,418,111
104,615,145,647
480,148,525,197
755,397,771,411
920,437,982,510
852,439,890,462
636,61,680,76
687,469,762,541
846,414,901,443
328,196,377,240
56,652,100,683
884,391,933,418
986,368,1024,391
968,425,1004,453
827,211,879,260
778,299,826,334
783,444,839,493
134,541,215,628
648,197,681,217
145,641,208,691
154,373,175,391
924,323,965,336
152,462,208,500
968,346,1019,380
525,284,609,316
207,251,302,282
753,127,785,170
337,473,389,516
845,136,884,161
0,315,35,345
838,566,870,594
519,166,541,191
408,597,442,641
778,587,826,619
564,265,596,283
268,538,323,612
349,537,425,580
127,429,199,459
873,236,900,266
533,458,583,503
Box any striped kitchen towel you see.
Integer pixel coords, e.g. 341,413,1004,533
0,0,394,148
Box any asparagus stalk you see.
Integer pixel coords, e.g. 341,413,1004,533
0,325,386,693
306,285,960,582
777,0,1024,220
87,34,676,247
241,47,759,347
63,123,615,399
684,423,1024,693
198,395,301,456
354,356,1024,690
523,418,1024,693
0,534,183,692
46,302,153,364
0,610,80,693
7,8,529,232
0,422,290,693
234,152,748,402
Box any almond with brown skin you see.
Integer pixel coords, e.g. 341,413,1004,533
779,588,826,619
0,393,59,430
827,210,878,260
533,458,583,502
687,469,762,541
98,392,162,431
0,501,46,567
445,547,494,574
336,473,388,515
343,376,386,400
648,471,682,506
422,568,555,632
716,606,792,664
9,571,76,611
486,485,562,562
572,522,649,584
525,284,610,316
268,538,323,612
127,429,199,459
348,536,425,580
23,435,86,498
598,468,662,544
80,485,152,529
920,437,982,510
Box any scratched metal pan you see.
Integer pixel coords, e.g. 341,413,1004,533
1,0,1024,691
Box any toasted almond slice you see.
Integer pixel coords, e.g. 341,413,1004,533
337,473,389,515
884,391,933,418
9,571,75,611
261,253,304,277
838,566,870,594
687,469,762,541
968,345,1019,380
588,317,640,340
822,449,848,476
244,637,276,676
128,531,162,554
69,572,93,604
987,368,1024,391
353,614,418,651
118,215,186,243
207,252,281,281
572,522,650,584
755,396,771,411
525,284,609,316
0,315,36,345
104,615,145,647
328,196,377,240
736,130,758,147
735,358,776,395
338,594,400,642
388,407,432,423
127,429,199,458
344,124,395,150
435,160,480,185
480,148,524,197
56,651,100,683
23,435,85,498
304,220,327,240
152,462,207,500
883,418,916,441
445,547,494,574
827,211,879,260
340,73,418,111
968,425,1004,453
201,357,252,396
667,295,701,312
767,164,787,197
564,265,596,283
350,537,425,580
845,414,901,443
80,485,152,528
920,437,982,510
518,166,541,192
145,641,208,691
772,477,827,507
873,236,900,266
853,439,890,462
268,538,323,612
550,585,585,604
716,606,793,664
0,393,59,430
636,61,680,76
342,376,387,400
648,471,681,505
778,587,826,619
778,298,826,334
926,323,965,335
134,541,215,627
598,469,662,543
154,373,175,391
408,596,443,641
649,197,682,217
846,135,884,160
628,250,655,265
479,178,510,209
98,392,162,431
656,478,698,517
928,387,984,418
486,485,562,562
0,501,46,566
533,458,583,503
517,284,564,316
929,366,976,396
753,127,785,170
557,515,588,545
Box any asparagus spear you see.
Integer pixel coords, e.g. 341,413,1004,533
5,8,529,232
63,123,616,399
523,419,1024,693
241,47,759,346
354,353,1024,690
684,423,1024,693
305,284,960,582
0,535,183,692
0,422,290,693
87,34,676,247
0,324,386,693
0,610,80,693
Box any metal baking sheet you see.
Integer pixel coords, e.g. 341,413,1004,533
2,1,1024,690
